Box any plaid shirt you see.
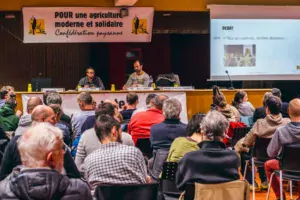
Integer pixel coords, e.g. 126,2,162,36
84,142,147,188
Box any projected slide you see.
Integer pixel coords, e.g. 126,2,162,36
210,19,300,80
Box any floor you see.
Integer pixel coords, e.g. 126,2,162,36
249,174,298,200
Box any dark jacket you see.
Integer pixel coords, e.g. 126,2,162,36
81,115,95,134
0,104,19,131
176,140,240,191
281,102,289,118
120,109,136,121
253,106,266,123
0,167,92,200
150,119,187,150
148,148,169,182
0,135,81,181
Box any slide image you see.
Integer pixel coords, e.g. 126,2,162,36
224,44,256,67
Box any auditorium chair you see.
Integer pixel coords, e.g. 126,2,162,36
231,126,251,148
94,183,159,200
160,162,181,199
136,138,153,159
181,180,250,200
243,137,272,199
266,143,300,200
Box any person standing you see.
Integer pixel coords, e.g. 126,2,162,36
78,67,105,90
123,60,150,90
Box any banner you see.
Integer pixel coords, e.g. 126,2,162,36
22,7,154,43
22,92,188,123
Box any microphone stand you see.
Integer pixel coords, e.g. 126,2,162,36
226,71,234,90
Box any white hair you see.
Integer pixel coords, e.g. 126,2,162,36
163,98,182,119
18,123,63,168
201,111,229,140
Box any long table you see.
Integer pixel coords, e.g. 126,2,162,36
15,89,270,120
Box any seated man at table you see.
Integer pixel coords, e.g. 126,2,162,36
84,115,149,189
78,67,105,90
128,94,168,144
122,60,150,90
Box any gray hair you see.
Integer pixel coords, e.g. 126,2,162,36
263,92,273,107
18,123,63,168
201,111,229,140
153,95,169,110
163,98,182,119
77,92,93,105
47,92,62,105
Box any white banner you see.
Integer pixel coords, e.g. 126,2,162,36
22,92,188,123
22,7,154,43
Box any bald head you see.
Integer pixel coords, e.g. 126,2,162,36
31,105,56,125
27,97,43,114
289,98,300,119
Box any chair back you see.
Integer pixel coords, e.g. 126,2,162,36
280,142,300,173
94,183,159,200
160,162,181,196
136,138,153,158
252,137,272,161
182,180,250,200
232,127,250,147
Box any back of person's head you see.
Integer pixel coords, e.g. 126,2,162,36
95,102,115,119
94,115,121,143
187,113,206,136
47,92,62,105
163,98,182,119
1,86,14,93
0,90,8,100
262,92,273,107
232,90,247,108
201,111,229,141
146,94,157,106
77,92,93,105
43,91,57,105
31,105,55,125
212,86,227,108
288,98,300,119
271,88,282,98
126,93,139,105
5,97,17,110
27,97,43,114
153,95,169,110
265,96,282,115
18,123,64,172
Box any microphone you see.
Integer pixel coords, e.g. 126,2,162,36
225,70,234,90
36,73,42,92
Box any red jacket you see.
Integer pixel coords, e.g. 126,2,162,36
128,108,165,144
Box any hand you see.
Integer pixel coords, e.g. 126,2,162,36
84,85,89,88
146,176,152,183
132,84,138,87
121,104,128,111
16,110,22,117
122,85,127,90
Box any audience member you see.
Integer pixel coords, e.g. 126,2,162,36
84,115,149,189
71,92,95,138
0,123,92,200
235,96,290,190
128,94,169,144
120,92,139,121
15,97,43,136
271,88,289,118
49,104,71,146
265,98,300,200
75,102,134,172
46,92,72,128
176,111,240,190
0,97,22,131
132,93,157,117
0,90,8,109
0,105,80,180
212,86,240,122
253,92,273,123
150,98,187,150
232,90,255,116
167,113,205,163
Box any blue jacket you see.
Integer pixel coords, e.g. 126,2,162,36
150,119,187,150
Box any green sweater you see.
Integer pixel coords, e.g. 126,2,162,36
0,105,19,131
167,137,200,163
